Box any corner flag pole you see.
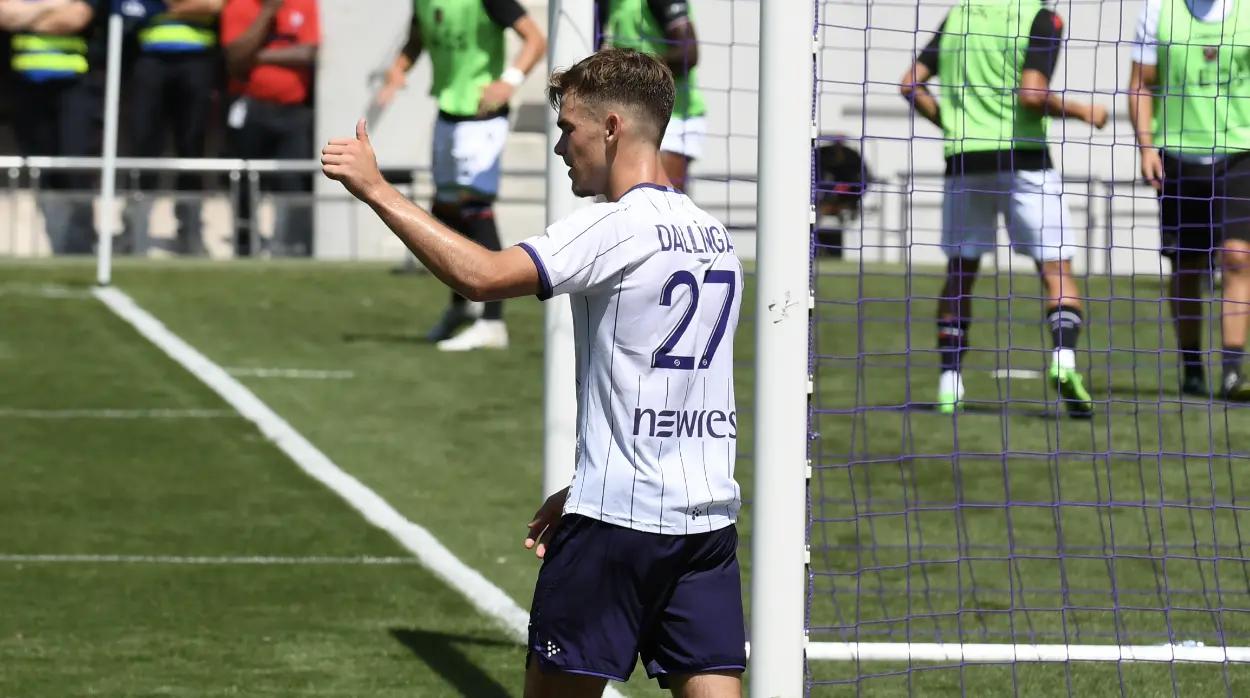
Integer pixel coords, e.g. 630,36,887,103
96,0,124,286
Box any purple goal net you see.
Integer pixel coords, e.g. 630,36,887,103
808,0,1250,694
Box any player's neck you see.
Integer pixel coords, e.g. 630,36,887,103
605,148,672,202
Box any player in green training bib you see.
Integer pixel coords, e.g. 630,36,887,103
376,0,546,351
599,0,703,191
1128,0,1250,401
900,0,1108,418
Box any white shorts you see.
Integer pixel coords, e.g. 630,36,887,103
432,115,509,202
940,169,1074,262
660,115,707,160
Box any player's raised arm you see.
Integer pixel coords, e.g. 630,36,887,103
322,120,541,301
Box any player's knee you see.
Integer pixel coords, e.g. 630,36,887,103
430,201,463,227
460,198,495,221
1223,247,1250,277
947,257,981,276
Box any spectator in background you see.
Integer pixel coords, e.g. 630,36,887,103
375,0,546,351
0,0,103,254
221,0,318,256
123,0,223,256
599,0,703,192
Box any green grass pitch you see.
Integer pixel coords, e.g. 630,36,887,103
1,258,1247,695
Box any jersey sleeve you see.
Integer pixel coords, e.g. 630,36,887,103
916,16,945,74
647,0,690,27
516,204,640,300
1131,0,1161,66
482,0,526,29
1023,8,1064,78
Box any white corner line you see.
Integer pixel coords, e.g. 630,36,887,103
226,367,356,380
89,287,629,694
0,408,238,420
0,554,422,566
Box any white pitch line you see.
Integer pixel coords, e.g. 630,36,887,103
92,287,626,697
990,368,1043,380
0,408,237,419
0,554,420,566
227,367,356,380
0,284,94,299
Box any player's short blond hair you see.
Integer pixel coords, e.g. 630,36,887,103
547,48,675,145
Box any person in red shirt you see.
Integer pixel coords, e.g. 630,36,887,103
221,0,319,256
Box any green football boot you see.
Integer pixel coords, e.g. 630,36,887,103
1048,364,1094,419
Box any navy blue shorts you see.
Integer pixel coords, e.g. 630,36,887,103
527,514,746,685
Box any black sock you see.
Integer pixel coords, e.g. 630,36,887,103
1047,304,1083,351
937,319,968,373
1224,346,1246,377
462,204,504,320
433,204,469,309
1180,344,1205,378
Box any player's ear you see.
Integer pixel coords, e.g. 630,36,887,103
604,111,622,145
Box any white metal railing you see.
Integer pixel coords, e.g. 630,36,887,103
0,156,764,262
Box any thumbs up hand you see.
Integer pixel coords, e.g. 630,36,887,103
322,119,386,201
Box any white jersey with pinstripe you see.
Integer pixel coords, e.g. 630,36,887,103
517,183,743,535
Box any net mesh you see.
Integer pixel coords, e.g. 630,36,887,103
810,0,1250,694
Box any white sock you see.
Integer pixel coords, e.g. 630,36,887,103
1053,348,1076,371
939,370,964,398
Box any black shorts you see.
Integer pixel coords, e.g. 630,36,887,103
1160,151,1250,261
527,514,746,686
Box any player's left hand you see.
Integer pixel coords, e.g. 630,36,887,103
478,80,515,117
524,487,569,560
1088,103,1109,130
322,119,386,201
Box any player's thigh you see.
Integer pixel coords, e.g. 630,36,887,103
440,115,508,201
661,116,707,162
1221,153,1250,257
528,515,654,682
430,117,461,200
1161,154,1221,263
524,657,608,698
641,525,747,688
1006,168,1073,263
667,670,743,698
941,173,1000,259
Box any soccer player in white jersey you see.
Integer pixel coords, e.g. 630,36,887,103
323,48,745,697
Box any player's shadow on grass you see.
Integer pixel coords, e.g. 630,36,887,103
341,331,429,345
388,627,515,696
